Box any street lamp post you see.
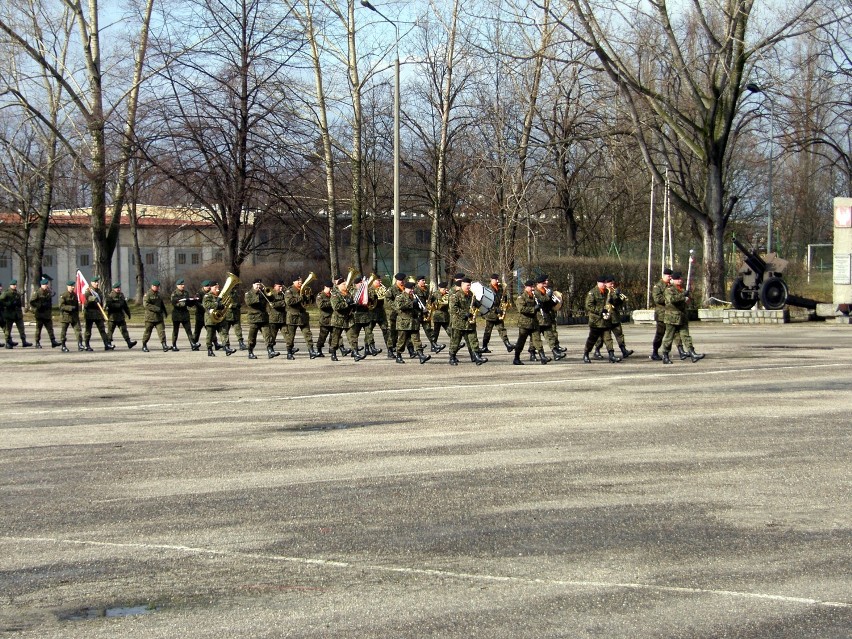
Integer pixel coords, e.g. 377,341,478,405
745,83,775,253
360,0,400,276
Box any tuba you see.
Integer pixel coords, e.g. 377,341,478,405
210,272,241,323
300,272,316,301
552,290,563,311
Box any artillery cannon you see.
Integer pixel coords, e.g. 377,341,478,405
730,237,819,310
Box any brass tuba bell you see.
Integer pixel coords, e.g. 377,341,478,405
210,272,241,323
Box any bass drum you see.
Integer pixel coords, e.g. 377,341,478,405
471,281,496,312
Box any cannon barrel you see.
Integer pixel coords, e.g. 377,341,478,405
732,236,768,275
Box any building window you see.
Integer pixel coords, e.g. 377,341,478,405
79,254,90,266
415,229,431,245
191,253,200,265
43,255,54,267
177,253,187,265
0,256,7,268
145,253,155,265
213,250,224,263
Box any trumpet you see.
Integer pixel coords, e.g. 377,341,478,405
343,267,356,290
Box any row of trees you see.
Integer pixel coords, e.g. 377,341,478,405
1,0,849,300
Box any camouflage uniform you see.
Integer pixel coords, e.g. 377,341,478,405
58,284,83,350
369,282,392,356
393,286,430,364
141,285,169,351
651,275,681,359
192,285,210,344
170,285,197,350
383,278,406,354
315,287,333,354
284,284,316,358
429,288,451,345
512,285,546,364
267,288,287,349
529,284,561,359
594,284,633,358
245,286,276,358
105,287,136,348
224,288,245,349
661,281,704,363
1,284,31,347
83,281,111,350
202,291,234,355
583,283,618,363
481,280,513,353
328,286,357,361
29,284,59,348
448,285,485,365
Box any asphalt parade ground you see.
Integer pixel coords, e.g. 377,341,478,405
1,322,850,638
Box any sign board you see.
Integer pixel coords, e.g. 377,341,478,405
834,254,852,285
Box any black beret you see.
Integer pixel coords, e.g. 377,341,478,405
490,273,500,280
210,280,220,287
604,275,614,283
323,279,333,288
535,274,547,284
671,271,683,280
253,278,263,284
354,276,363,284
394,272,406,281
663,268,673,275
437,281,448,288
596,274,606,282
524,279,535,287
416,275,426,281
461,277,472,284
404,281,415,289
274,279,285,286
454,272,465,280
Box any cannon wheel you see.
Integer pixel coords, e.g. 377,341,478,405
760,277,788,310
730,278,754,310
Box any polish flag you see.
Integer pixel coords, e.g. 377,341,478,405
354,280,370,306
75,270,91,306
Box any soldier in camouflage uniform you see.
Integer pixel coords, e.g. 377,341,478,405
170,279,199,351
105,282,136,349
314,280,334,357
512,279,548,365
394,281,431,364
224,286,246,350
82,276,112,351
29,277,61,348
650,268,683,360
428,282,451,347
414,275,443,354
480,274,514,354
284,275,319,359
661,271,704,364
593,276,633,360
202,281,235,357
58,280,83,352
1,280,32,348
244,279,278,359
370,277,393,358
349,276,381,357
192,280,213,346
383,273,406,358
529,275,565,361
141,280,169,352
447,277,487,366
582,275,620,364
266,281,287,352
328,280,362,361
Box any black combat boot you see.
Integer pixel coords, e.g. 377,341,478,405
512,356,524,365
538,350,551,364
315,347,325,357
84,341,94,352
22,339,33,347
504,339,515,352
239,339,247,351
248,349,257,360
529,350,538,362
78,341,85,352
286,348,295,360
35,341,42,349
677,344,687,360
472,351,488,366
309,348,320,360
608,350,622,363
142,342,149,352
161,341,169,352
407,342,416,359
417,349,431,364
370,344,382,356
649,350,662,361
191,342,201,351
386,348,396,359
267,345,280,358
448,352,459,366
555,345,567,353
593,347,603,360
395,351,405,363
662,351,672,364
582,351,591,364
688,349,705,362
430,341,445,353
620,345,634,359
330,348,339,361
4,340,13,349
339,346,350,356
208,347,215,357
61,341,69,353
51,338,61,348
224,344,236,356
552,348,566,361
171,343,180,352
480,340,491,354
105,342,115,351
127,339,137,349
351,347,366,362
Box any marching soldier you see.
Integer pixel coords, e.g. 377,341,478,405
328,278,361,361
661,271,705,364
82,276,112,351
58,280,83,352
202,281,235,356
192,280,213,346
266,280,287,351
582,275,620,364
530,275,565,361
543,275,567,355
384,273,406,358
284,275,319,359
512,279,548,365
105,282,137,349
314,280,334,357
414,275,443,354
650,268,683,360
369,277,394,358
429,282,451,346
225,285,246,350
141,280,169,352
1,280,33,348
245,279,278,359
447,277,487,366
29,277,61,348
349,276,380,357
480,273,514,354
394,281,431,364
170,279,199,351
593,276,633,359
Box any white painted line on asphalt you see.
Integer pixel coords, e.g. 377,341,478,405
4,362,848,419
4,535,850,609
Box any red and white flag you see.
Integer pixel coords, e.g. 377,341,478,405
354,280,370,306
75,270,90,306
